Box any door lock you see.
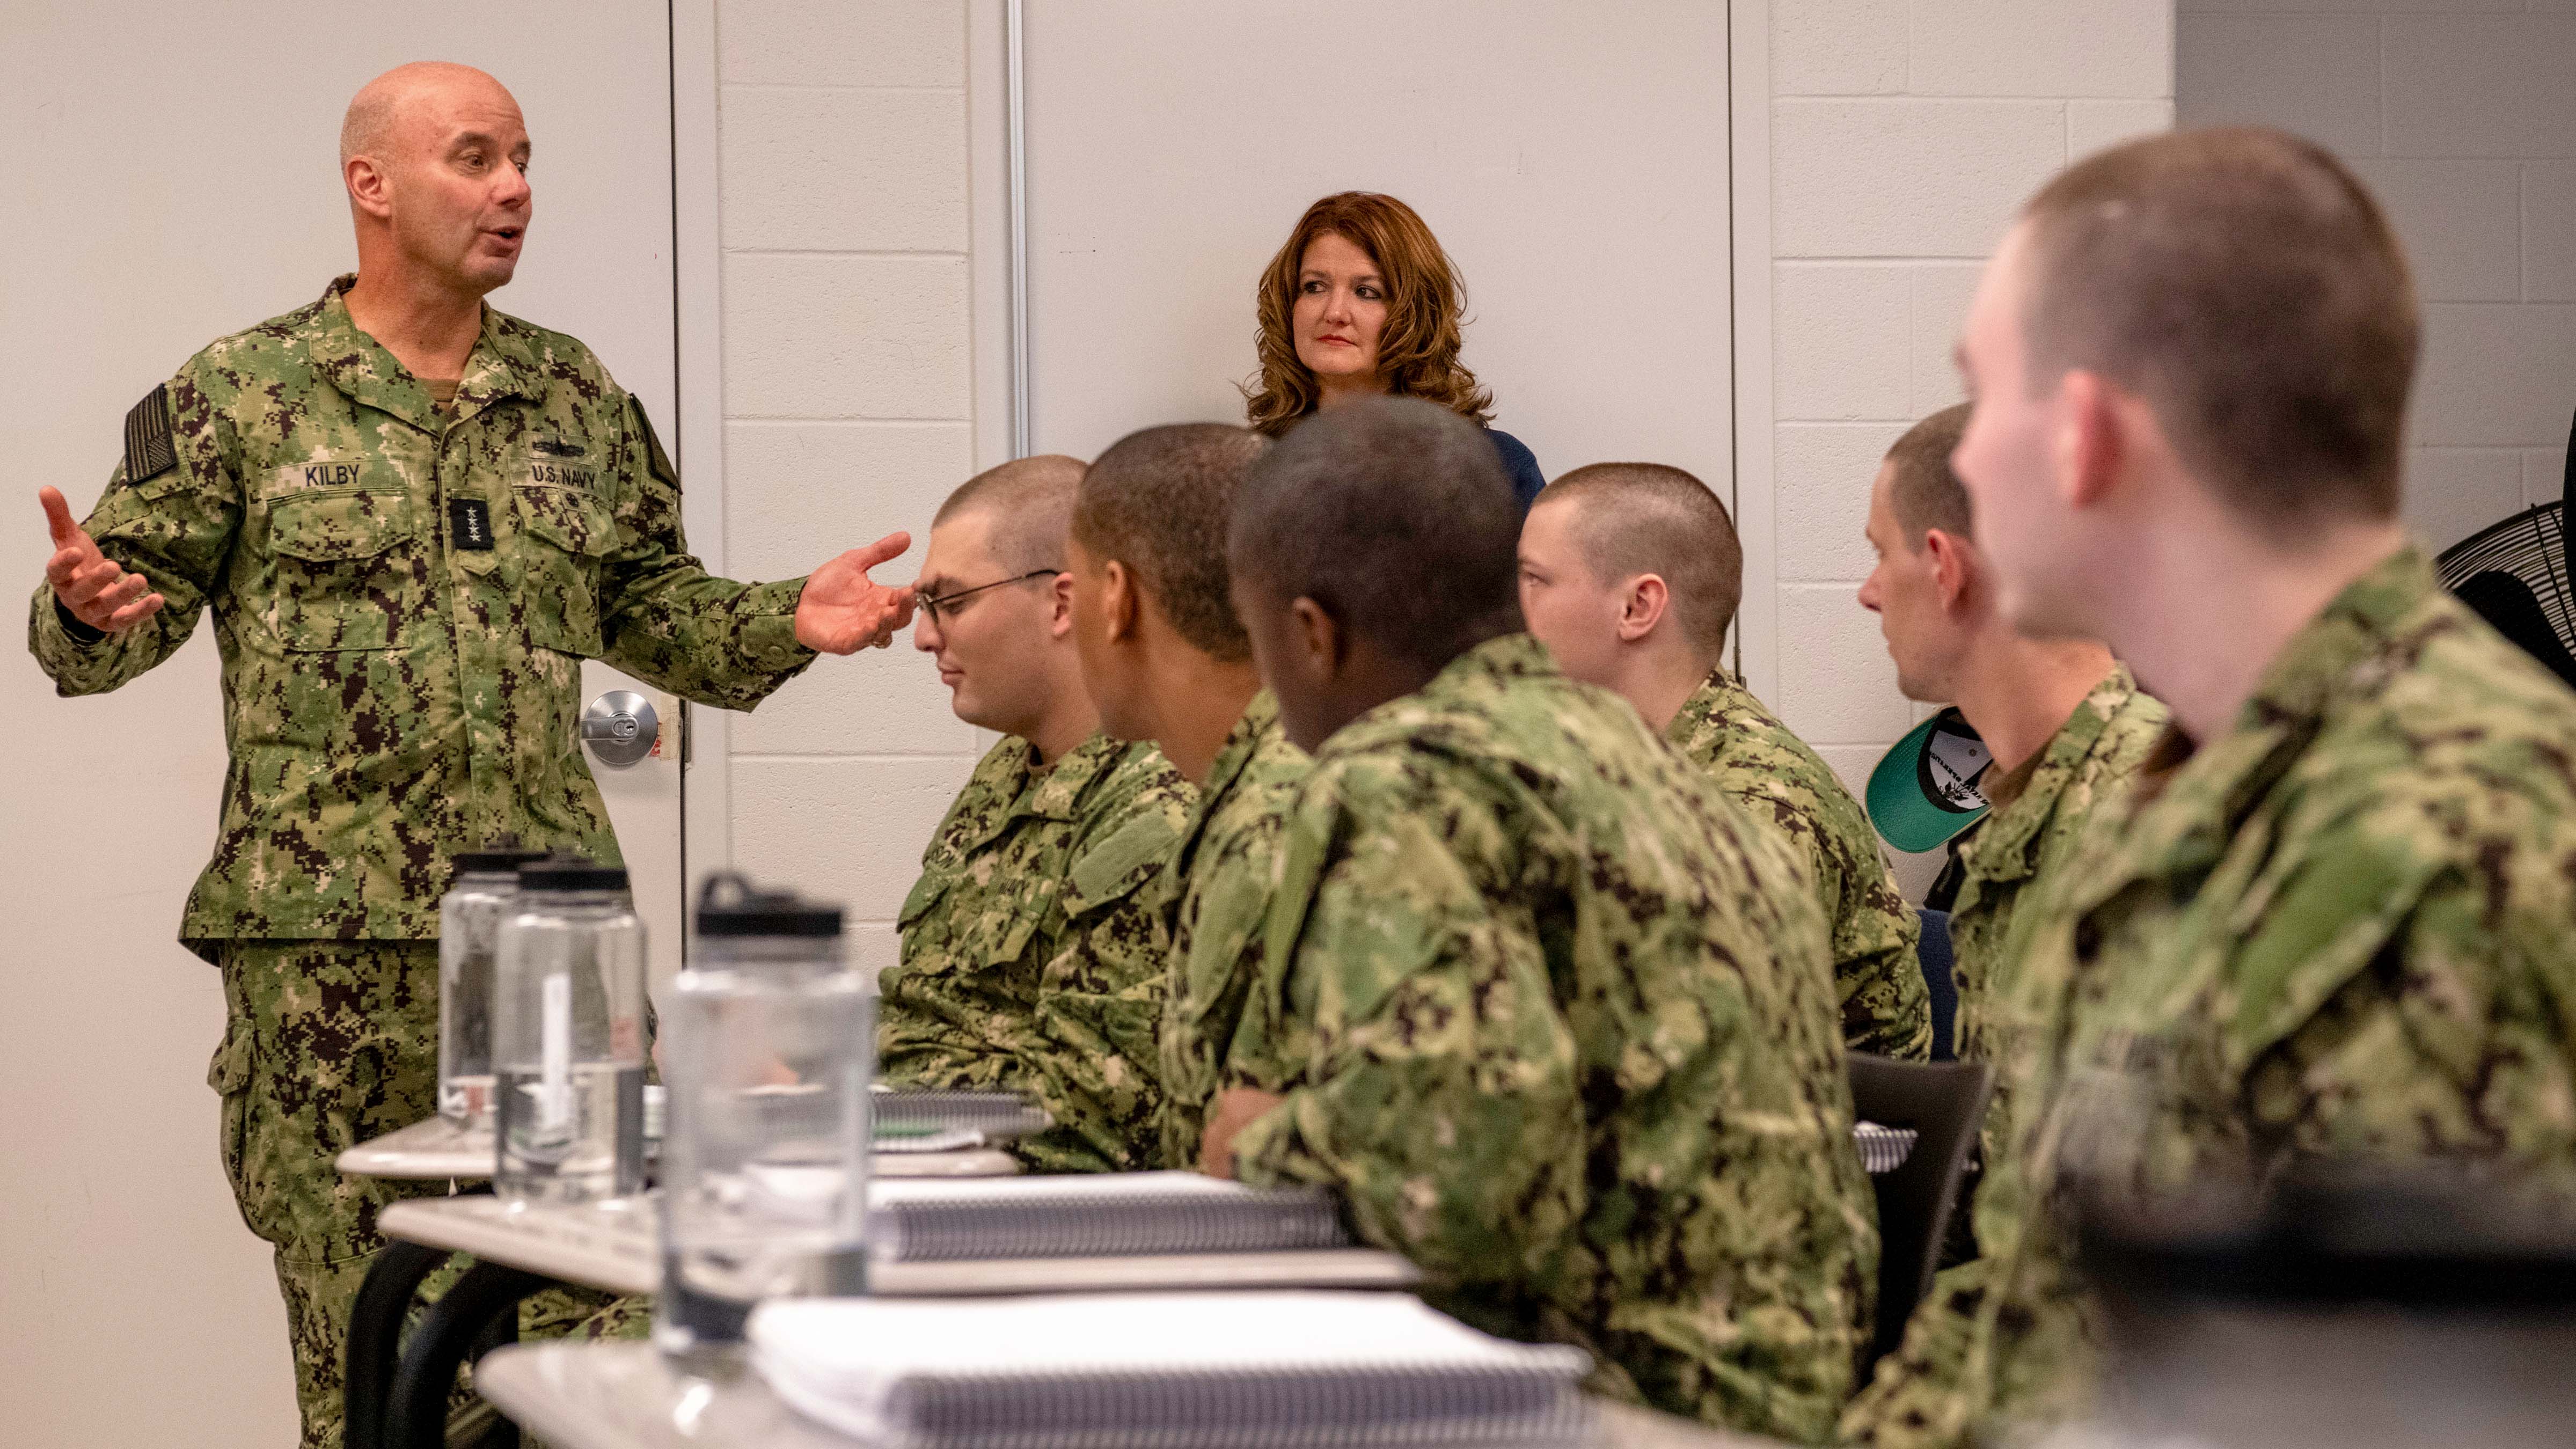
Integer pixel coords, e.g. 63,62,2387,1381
580,690,659,769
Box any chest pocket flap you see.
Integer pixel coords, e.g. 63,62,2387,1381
257,476,419,651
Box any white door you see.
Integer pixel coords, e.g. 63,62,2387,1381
0,6,681,1444
1019,1,1733,497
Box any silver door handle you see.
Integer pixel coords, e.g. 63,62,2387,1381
580,690,658,769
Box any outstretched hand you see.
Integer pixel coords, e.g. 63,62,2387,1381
40,486,163,634
794,531,918,655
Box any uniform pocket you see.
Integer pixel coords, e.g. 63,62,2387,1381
207,1015,275,1243
513,482,614,656
257,486,421,651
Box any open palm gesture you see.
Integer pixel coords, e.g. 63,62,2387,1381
794,531,918,654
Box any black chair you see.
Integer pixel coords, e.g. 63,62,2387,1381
1916,908,1958,1062
1847,1051,1994,1373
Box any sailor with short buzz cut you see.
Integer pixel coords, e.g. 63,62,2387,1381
28,61,918,1448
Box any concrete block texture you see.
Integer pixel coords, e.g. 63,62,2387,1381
1777,1,1908,96
1776,264,1913,420
2345,158,2522,302
1775,98,2073,257
730,756,981,924
1909,262,1982,413
1906,0,2173,99
2527,449,2570,509
720,87,969,253
1776,583,1918,746
2404,447,2528,552
2385,16,2576,158
721,254,972,419
719,0,965,88
2411,302,2576,448
2527,163,2576,302
2069,98,2178,162
730,647,980,759
724,421,975,579
2176,14,2382,155
1777,423,1905,582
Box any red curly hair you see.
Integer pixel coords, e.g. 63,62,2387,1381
1242,192,1495,437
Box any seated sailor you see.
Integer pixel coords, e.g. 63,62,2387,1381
877,456,1197,1173
1059,423,1313,1169
1518,462,1930,1059
1201,397,1879,1445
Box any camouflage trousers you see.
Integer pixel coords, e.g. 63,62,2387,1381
211,941,643,1449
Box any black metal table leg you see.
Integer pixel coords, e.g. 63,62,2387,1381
466,1303,522,1449
386,1260,553,1449
347,1240,458,1449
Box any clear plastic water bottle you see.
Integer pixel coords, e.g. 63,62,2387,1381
493,855,649,1202
656,873,871,1361
437,841,546,1128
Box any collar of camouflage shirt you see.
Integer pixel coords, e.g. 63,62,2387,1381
1965,665,2143,888
305,273,546,433
2082,546,2436,901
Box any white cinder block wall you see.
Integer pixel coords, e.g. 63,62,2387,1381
2177,1,2576,553
714,0,987,972
1762,2,2175,897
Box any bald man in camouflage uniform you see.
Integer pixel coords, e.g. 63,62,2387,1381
1845,130,2576,1447
1206,400,1877,1445
29,65,912,1448
881,456,1195,1174
1518,463,1928,1060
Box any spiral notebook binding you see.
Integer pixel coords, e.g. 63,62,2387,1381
885,1355,1594,1449
873,1185,1352,1264
873,1089,1053,1140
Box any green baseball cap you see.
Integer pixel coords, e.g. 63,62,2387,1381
1866,707,1995,853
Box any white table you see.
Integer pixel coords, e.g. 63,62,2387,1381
336,1117,1024,1181
476,1341,1784,1449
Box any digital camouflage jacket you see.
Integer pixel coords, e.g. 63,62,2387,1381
1667,668,1929,1059
1846,549,2576,1448
27,276,815,950
1228,636,1877,1445
880,730,1196,1173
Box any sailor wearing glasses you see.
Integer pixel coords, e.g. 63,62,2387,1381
877,455,1197,1175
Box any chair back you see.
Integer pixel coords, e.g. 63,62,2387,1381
1847,1051,1994,1372
1915,907,1957,1061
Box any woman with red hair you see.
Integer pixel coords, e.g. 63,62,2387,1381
1242,192,1545,509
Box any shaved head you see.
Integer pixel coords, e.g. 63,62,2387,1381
935,455,1088,574
341,62,515,167
1533,464,1743,655
1073,425,1271,661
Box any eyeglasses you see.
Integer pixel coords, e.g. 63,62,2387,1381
915,568,1062,626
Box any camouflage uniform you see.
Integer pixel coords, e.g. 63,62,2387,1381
1946,668,2168,1163
1666,669,1929,1059
28,276,815,1448
881,730,1196,1174
1843,548,2576,1448
1154,692,1309,1168
1226,636,1878,1445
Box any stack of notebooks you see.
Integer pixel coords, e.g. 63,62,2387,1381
873,1087,1053,1154
862,1172,1421,1295
750,1291,1594,1449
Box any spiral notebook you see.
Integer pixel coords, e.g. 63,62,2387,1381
867,1172,1350,1264
873,1088,1053,1147
749,1292,1593,1449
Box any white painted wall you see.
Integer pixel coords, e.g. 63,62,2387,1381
708,0,993,973
2177,1,2576,554
1745,1,2176,897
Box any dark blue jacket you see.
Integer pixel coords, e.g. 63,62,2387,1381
1488,428,1545,513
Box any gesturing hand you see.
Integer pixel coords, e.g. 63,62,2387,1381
41,486,163,634
793,531,918,655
